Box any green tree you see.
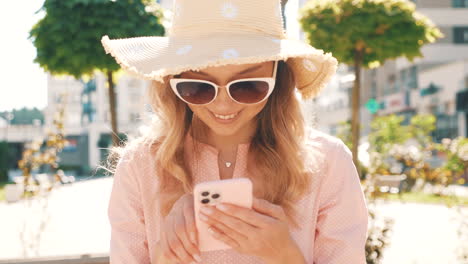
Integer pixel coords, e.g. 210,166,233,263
29,0,165,146
369,114,411,154
299,0,442,168
336,120,353,150
409,114,436,145
0,107,44,125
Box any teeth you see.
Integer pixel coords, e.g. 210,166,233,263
214,112,238,120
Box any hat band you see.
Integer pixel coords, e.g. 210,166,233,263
168,21,286,38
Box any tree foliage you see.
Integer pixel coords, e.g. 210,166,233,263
0,107,44,125
369,114,411,153
30,0,165,78
299,0,442,68
369,114,435,154
30,0,165,146
299,0,442,168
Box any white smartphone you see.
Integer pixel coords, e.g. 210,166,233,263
193,178,253,251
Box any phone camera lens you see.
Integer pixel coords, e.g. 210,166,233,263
212,193,220,199
201,191,210,196
201,199,210,204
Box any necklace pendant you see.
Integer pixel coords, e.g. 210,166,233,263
225,162,232,168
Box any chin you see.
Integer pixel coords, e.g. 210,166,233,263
207,122,243,136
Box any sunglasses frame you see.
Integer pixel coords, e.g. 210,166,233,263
169,60,278,105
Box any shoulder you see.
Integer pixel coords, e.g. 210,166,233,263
302,126,352,173
304,126,347,149
116,137,159,173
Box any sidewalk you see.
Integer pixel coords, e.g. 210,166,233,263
0,177,112,260
374,199,467,264
0,177,467,263
0,254,108,264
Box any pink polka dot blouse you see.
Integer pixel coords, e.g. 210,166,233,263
107,128,369,263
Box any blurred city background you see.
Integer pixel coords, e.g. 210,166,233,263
0,0,467,263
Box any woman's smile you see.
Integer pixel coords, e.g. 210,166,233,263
210,110,242,124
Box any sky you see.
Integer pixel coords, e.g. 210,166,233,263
0,0,300,113
0,0,46,112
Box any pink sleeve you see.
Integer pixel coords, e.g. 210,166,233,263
313,140,368,264
108,151,150,264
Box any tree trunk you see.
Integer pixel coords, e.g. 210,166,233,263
351,50,363,174
281,0,288,28
106,70,119,146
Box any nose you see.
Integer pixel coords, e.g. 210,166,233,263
213,84,234,104
209,83,239,112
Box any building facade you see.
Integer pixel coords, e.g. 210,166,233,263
44,73,151,176
361,0,468,141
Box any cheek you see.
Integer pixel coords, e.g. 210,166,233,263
187,105,213,124
241,102,267,120
188,104,204,117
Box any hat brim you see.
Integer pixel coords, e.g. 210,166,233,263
101,33,337,99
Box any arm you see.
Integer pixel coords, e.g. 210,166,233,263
108,150,150,264
313,140,369,264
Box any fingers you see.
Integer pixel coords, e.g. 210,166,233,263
200,212,247,245
168,216,199,264
180,205,202,262
199,206,258,235
160,220,182,263
252,197,286,220
183,200,198,245
206,224,241,249
160,194,202,264
213,202,275,228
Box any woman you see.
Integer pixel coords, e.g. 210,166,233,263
102,0,368,263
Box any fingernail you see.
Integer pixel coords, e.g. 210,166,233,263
216,204,228,211
193,254,202,262
200,206,213,215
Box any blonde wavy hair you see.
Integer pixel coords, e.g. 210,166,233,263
106,60,316,228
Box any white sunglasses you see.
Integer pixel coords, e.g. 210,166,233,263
169,60,278,105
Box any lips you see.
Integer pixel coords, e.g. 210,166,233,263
211,111,239,116
209,110,242,123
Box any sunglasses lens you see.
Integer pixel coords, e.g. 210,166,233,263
229,81,270,104
176,81,216,104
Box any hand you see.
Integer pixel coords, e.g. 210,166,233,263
160,193,202,264
198,197,306,264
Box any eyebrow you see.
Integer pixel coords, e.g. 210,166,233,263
190,64,264,77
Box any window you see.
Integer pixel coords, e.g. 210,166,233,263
400,68,407,90
371,80,377,98
433,114,458,143
453,0,468,7
384,74,398,95
408,66,418,89
398,66,418,91
454,27,468,43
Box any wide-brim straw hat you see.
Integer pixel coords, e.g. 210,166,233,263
101,0,338,99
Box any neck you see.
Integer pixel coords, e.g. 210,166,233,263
209,126,255,150
193,120,256,154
